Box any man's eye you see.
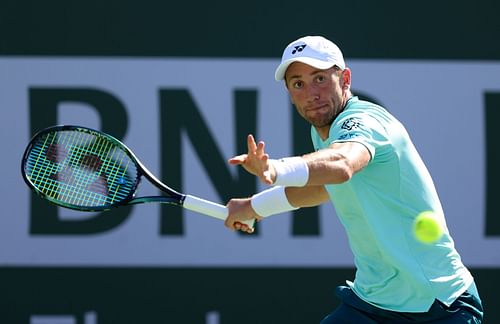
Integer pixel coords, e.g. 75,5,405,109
293,81,303,89
316,75,326,83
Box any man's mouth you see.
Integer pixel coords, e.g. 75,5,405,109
307,104,328,112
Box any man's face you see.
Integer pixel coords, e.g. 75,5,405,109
285,62,350,137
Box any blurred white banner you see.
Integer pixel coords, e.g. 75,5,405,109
1,58,499,267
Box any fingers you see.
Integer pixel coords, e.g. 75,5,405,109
256,140,265,156
262,170,274,185
229,135,264,165
249,135,268,162
234,222,254,234
224,198,258,234
228,154,247,165
248,135,267,158
247,134,257,152
232,134,272,185
224,219,255,234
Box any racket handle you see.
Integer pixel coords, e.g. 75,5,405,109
183,195,255,229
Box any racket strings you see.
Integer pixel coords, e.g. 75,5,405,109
30,132,131,206
26,131,106,206
57,131,113,206
25,129,138,209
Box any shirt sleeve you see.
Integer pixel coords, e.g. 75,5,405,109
327,112,389,161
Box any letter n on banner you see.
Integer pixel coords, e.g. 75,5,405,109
159,89,257,236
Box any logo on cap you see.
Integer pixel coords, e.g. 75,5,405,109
291,45,307,55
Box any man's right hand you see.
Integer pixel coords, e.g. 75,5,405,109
224,198,262,233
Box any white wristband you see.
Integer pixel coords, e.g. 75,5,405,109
272,157,309,187
250,186,299,217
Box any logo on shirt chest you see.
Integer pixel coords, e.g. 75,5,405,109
341,118,362,131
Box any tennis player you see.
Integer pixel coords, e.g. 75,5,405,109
224,36,484,322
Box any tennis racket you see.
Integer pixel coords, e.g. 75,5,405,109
21,125,254,230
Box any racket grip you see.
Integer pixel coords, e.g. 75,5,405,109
183,195,255,229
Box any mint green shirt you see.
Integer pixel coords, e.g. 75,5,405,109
311,96,473,312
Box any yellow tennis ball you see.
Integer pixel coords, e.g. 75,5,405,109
413,211,443,244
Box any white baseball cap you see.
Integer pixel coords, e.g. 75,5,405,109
274,36,346,81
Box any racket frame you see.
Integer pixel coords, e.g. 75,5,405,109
22,125,187,211
22,125,252,226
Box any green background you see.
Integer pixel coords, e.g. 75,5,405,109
2,0,500,322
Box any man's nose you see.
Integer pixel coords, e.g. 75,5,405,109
306,85,320,102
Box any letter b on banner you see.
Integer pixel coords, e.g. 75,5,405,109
28,88,131,235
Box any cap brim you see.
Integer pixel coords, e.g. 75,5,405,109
274,57,336,81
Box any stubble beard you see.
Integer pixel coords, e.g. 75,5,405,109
303,106,337,130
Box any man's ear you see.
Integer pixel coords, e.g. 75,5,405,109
342,68,352,90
